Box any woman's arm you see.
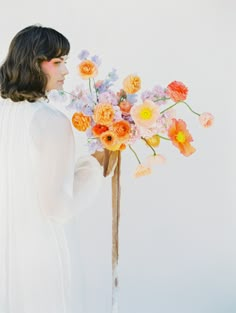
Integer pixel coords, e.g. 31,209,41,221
30,106,103,223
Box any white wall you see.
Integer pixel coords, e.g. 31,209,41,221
1,0,235,312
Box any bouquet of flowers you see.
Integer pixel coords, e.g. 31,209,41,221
60,50,214,313
65,50,214,178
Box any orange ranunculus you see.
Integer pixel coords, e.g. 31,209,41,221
77,60,98,79
168,118,196,157
123,75,141,94
92,124,109,137
99,131,119,150
119,100,132,115
167,81,188,102
112,120,131,142
72,112,91,131
93,103,115,126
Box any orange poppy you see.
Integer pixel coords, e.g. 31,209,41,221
168,118,196,156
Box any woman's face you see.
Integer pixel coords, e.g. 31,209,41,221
41,56,69,91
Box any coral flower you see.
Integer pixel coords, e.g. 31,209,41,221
112,120,131,141
92,124,109,137
99,131,119,150
123,75,141,94
199,112,214,128
93,103,115,126
167,81,188,102
168,118,196,156
130,100,160,128
72,112,91,131
77,60,98,79
134,164,152,178
119,101,132,115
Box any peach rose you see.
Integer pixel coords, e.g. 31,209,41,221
72,112,91,131
77,60,98,79
123,75,141,94
93,103,115,126
199,112,214,128
167,81,188,102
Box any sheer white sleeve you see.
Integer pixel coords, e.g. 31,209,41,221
29,105,103,224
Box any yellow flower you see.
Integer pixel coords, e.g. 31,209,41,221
130,100,160,128
145,134,160,147
123,75,141,94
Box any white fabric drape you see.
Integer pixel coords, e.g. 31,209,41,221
0,97,103,313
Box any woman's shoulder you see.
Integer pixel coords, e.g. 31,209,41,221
33,99,70,124
30,99,73,136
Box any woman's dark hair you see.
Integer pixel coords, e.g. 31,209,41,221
0,25,70,102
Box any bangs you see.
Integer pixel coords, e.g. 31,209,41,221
42,28,70,60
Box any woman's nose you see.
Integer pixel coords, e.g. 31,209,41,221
62,64,69,76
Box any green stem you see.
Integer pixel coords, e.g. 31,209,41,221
182,101,200,116
160,100,200,116
160,102,178,114
141,137,157,155
157,134,171,141
93,78,99,103
89,78,93,96
128,145,141,164
153,97,170,102
63,90,97,105
63,90,75,97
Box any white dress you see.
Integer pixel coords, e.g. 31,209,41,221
0,97,103,313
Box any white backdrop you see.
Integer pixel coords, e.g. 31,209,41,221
1,0,235,312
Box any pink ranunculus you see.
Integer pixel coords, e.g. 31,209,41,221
199,112,214,128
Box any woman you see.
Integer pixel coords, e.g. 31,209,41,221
0,25,103,313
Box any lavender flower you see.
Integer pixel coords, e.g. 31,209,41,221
47,90,68,103
113,105,122,120
108,68,118,82
91,55,102,66
87,139,103,154
78,50,90,60
98,91,118,106
141,90,153,101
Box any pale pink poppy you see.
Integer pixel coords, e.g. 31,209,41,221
199,112,214,128
134,164,152,178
